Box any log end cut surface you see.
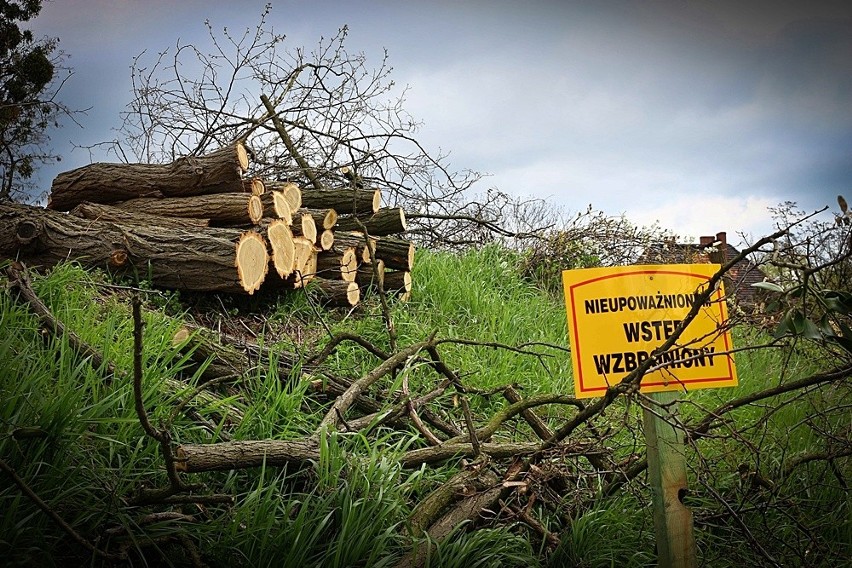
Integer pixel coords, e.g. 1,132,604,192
235,232,269,294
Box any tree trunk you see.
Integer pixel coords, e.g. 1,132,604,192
70,201,210,229
110,193,263,226
300,187,381,214
334,207,407,236
48,141,249,211
0,202,267,294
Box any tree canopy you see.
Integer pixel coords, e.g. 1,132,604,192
0,0,70,201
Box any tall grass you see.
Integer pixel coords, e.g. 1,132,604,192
1,250,848,566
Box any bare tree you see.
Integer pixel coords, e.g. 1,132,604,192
100,6,514,246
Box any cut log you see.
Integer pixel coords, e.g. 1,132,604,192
335,231,414,271
267,219,296,278
328,231,371,261
48,141,250,211
290,212,318,243
234,232,268,294
0,202,267,294
334,207,407,236
372,236,415,271
300,187,381,214
265,181,302,213
308,278,360,307
260,191,292,223
383,270,412,295
109,193,263,226
295,207,337,230
340,165,365,188
291,236,317,288
243,178,265,196
356,259,385,289
316,247,358,282
318,229,334,251
70,201,210,229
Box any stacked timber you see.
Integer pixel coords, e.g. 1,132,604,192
0,141,413,305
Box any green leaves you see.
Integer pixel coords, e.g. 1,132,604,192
755,281,852,355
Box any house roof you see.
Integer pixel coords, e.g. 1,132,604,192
639,232,768,305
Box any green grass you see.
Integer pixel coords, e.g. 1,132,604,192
0,250,848,567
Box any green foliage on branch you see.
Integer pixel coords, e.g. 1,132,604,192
0,0,70,202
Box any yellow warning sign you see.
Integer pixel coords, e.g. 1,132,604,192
562,264,737,398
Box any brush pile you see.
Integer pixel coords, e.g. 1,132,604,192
0,141,413,306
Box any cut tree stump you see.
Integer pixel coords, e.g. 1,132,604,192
110,193,263,226
0,202,267,294
70,201,210,229
300,187,381,214
335,207,407,236
48,141,250,211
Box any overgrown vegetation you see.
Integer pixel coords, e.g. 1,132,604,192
1,242,849,566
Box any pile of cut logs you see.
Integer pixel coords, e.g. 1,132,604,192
0,141,413,306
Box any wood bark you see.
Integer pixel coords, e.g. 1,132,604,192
300,188,381,214
109,193,263,226
316,247,358,282
70,202,210,229
295,207,337,230
173,438,537,473
308,278,360,307
334,207,407,236
335,231,414,270
172,323,305,384
48,141,249,211
260,190,292,223
1,202,267,294
383,270,412,295
175,439,321,473
290,212,317,243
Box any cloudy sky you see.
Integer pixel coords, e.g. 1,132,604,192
28,0,852,244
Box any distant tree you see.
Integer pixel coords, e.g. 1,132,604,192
0,0,73,202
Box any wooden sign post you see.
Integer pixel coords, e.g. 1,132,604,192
643,390,697,568
562,264,738,566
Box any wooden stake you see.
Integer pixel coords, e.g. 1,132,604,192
642,390,697,568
